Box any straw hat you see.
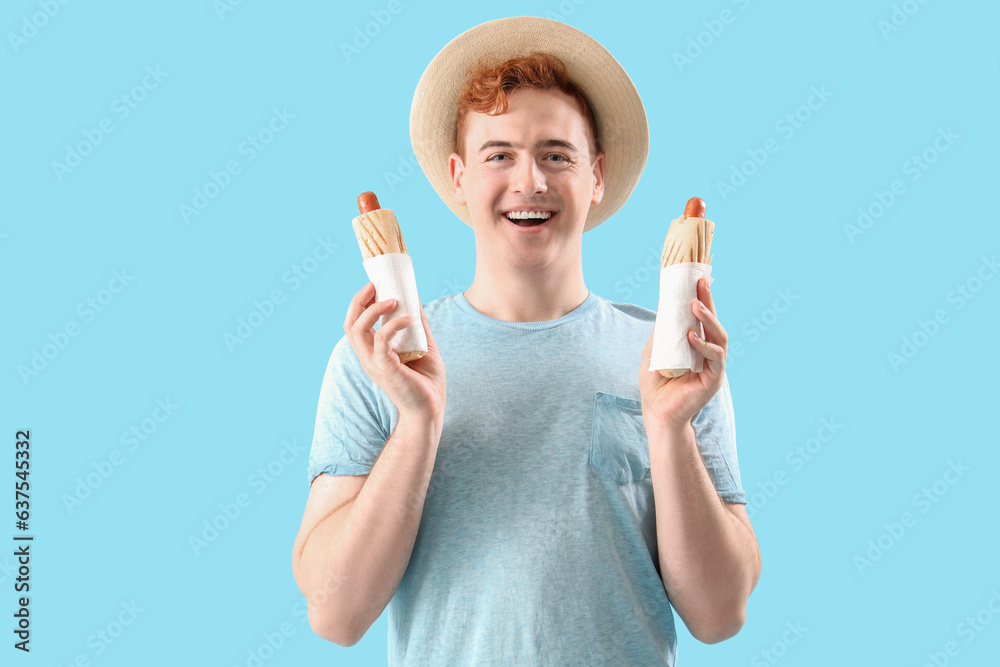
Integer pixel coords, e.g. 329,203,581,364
409,16,649,233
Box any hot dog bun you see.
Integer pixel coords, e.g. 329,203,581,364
397,349,424,364
352,191,424,364
658,197,715,378
352,192,409,260
660,197,714,267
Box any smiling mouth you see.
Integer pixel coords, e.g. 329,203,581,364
504,210,555,226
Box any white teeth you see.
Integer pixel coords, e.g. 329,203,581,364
505,211,553,220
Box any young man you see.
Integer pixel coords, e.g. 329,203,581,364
293,16,760,665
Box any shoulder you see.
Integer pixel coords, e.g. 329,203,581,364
602,298,656,324
592,293,656,331
421,293,456,319
415,292,464,341
322,334,366,390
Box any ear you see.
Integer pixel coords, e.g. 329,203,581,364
449,153,467,206
591,152,606,206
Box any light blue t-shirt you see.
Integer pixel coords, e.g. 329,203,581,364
307,290,746,666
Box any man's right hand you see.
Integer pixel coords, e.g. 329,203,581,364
343,282,447,422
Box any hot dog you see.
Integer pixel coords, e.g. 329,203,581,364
684,196,706,219
352,190,408,259
351,191,424,363
660,195,714,268
657,196,716,378
358,191,380,214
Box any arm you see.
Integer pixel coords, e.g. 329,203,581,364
292,412,443,646
638,277,760,643
646,417,760,644
293,283,447,645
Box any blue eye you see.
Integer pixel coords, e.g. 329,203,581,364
546,154,568,162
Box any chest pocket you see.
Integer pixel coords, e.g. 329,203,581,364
590,392,651,484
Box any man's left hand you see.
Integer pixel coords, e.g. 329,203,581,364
639,277,727,429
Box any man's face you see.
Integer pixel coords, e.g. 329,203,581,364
449,87,605,269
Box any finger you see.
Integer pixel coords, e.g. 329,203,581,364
698,278,717,316
343,283,380,367
344,282,376,334
373,313,413,365
688,330,726,372
349,298,398,370
354,297,398,342
691,299,728,348
689,330,724,359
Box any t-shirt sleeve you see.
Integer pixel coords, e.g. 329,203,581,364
306,335,396,486
691,371,746,504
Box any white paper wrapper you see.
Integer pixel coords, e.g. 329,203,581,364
361,253,427,360
649,262,714,375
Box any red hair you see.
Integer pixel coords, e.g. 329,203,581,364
454,53,600,160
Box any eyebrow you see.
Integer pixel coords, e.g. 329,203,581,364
478,139,579,154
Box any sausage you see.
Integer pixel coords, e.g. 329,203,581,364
684,196,706,219
358,191,380,214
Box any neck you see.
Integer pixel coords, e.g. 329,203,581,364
462,255,589,323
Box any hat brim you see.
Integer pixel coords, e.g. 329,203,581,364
409,16,649,233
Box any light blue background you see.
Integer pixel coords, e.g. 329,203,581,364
3,1,999,665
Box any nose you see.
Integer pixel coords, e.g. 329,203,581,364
510,156,547,196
